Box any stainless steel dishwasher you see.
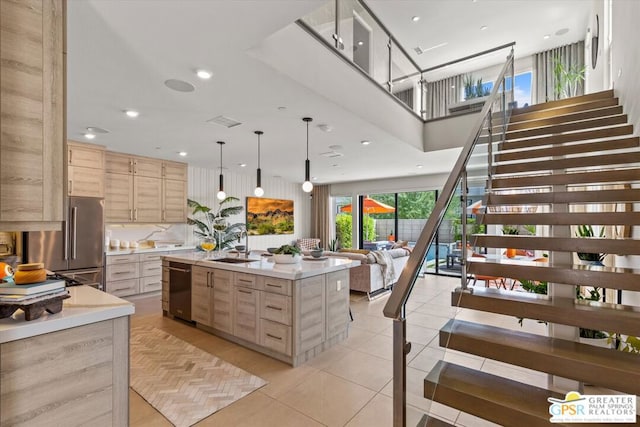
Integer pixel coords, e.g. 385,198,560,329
168,262,192,322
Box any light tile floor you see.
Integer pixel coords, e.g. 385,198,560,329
128,275,547,426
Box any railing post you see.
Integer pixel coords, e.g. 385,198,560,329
461,172,468,289
387,38,393,92
392,316,409,427
487,108,493,191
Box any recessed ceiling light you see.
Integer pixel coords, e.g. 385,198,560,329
178,151,187,157
543,34,551,40
480,25,488,31
416,164,423,168
328,144,343,150
125,110,139,118
277,106,287,111
84,133,96,140
361,140,371,145
357,41,364,46
312,176,318,181
556,28,569,36
238,163,247,167
318,124,333,132
411,16,420,22
331,164,339,167
196,70,212,79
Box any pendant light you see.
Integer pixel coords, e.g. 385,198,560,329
302,117,313,193
254,131,264,197
216,141,226,200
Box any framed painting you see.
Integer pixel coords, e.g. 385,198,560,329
246,197,294,235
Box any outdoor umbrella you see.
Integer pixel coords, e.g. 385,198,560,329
340,197,395,214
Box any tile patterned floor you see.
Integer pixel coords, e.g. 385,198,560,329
128,275,546,426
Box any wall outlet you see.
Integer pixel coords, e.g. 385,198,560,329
337,280,342,291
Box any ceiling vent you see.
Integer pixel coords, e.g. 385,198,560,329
320,151,344,158
414,46,424,55
207,115,242,128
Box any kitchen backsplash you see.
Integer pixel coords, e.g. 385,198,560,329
106,224,188,248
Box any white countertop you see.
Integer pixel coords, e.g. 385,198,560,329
105,245,196,256
162,252,360,280
0,286,134,344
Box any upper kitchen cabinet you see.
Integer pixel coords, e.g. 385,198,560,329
0,0,64,231
104,151,187,223
106,153,162,178
67,140,105,198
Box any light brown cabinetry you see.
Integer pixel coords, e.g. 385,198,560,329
105,151,187,223
296,275,326,353
105,253,140,297
326,270,349,339
0,0,64,230
67,140,105,198
0,317,129,426
233,285,259,343
192,266,213,326
212,269,233,333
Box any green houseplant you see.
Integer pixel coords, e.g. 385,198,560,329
575,225,605,263
187,197,245,251
553,56,585,99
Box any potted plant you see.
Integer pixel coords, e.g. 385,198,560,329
575,225,605,264
553,56,586,99
502,225,519,258
187,197,245,251
272,244,302,264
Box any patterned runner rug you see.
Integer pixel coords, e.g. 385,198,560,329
130,325,267,427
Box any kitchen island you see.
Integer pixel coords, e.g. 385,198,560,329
162,253,359,366
0,286,134,426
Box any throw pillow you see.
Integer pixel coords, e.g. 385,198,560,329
391,240,408,249
297,238,321,251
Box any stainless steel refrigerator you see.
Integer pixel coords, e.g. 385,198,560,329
24,197,104,290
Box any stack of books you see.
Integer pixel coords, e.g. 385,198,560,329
0,280,67,303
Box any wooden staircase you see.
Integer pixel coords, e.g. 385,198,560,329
422,90,640,425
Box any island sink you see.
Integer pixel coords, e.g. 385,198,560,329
209,257,258,264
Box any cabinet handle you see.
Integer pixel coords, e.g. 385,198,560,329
146,267,161,271
266,283,282,289
68,180,73,195
266,305,282,311
113,271,131,275
134,209,138,221
129,209,133,221
206,271,211,288
129,160,133,173
238,279,253,284
162,210,165,221
238,289,252,294
266,333,282,341
69,149,73,164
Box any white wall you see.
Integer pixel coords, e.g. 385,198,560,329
188,166,311,250
423,112,482,151
611,0,640,305
584,0,607,93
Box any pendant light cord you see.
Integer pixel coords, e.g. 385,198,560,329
306,120,309,160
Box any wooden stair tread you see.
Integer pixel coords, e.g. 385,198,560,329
471,235,640,255
494,151,640,175
506,115,627,141
425,360,564,427
439,319,640,395
487,188,640,205
505,105,623,132
416,414,454,427
491,167,640,188
508,97,619,124
477,211,640,225
452,287,640,337
512,90,614,114
495,137,639,162
496,125,633,150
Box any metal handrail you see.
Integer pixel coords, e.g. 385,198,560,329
383,48,514,427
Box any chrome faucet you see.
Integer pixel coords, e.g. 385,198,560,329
238,229,249,258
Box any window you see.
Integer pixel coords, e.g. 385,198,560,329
480,71,533,108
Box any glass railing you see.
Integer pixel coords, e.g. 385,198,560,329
383,50,514,426
299,0,424,118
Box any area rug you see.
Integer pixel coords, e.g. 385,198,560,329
130,325,267,427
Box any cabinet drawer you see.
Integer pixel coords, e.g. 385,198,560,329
108,279,139,297
141,275,162,293
106,262,139,281
235,272,257,289
259,276,292,296
234,287,258,343
106,254,140,265
141,260,163,277
140,251,167,262
260,319,292,356
260,292,292,326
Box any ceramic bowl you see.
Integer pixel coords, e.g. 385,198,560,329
273,254,301,264
266,247,278,254
310,249,324,258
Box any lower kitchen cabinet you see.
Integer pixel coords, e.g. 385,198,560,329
212,269,233,334
233,286,259,343
191,266,213,326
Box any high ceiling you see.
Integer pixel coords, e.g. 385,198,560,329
67,0,592,186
